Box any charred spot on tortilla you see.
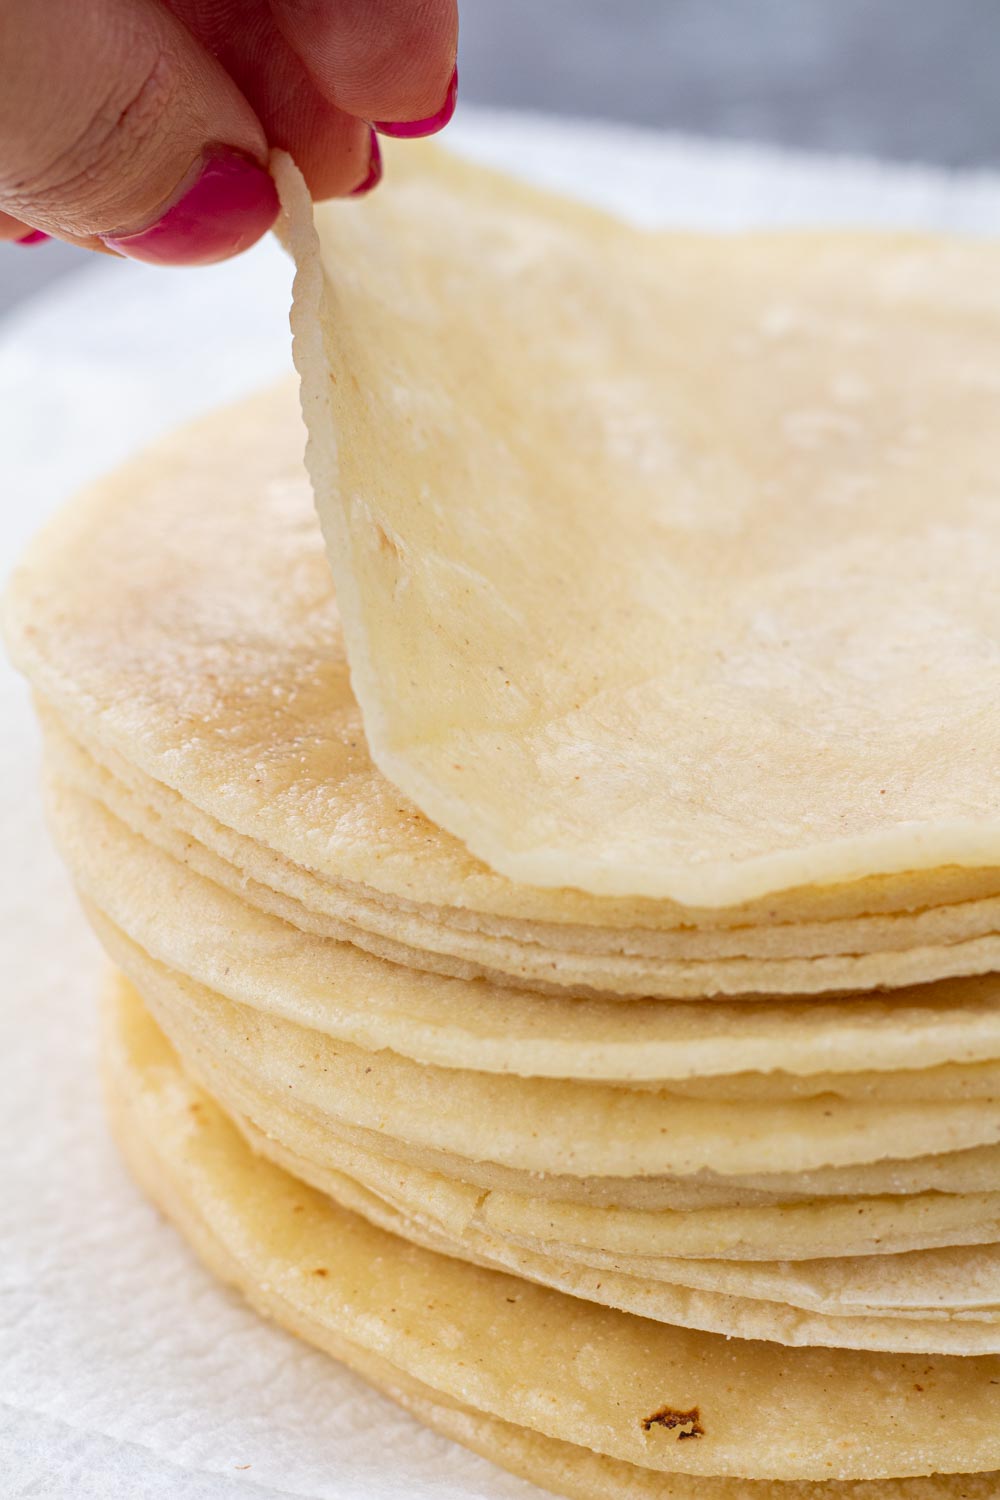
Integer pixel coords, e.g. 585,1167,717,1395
640,1404,704,1439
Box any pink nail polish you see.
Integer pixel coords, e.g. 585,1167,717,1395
15,230,49,246
101,148,279,267
374,66,458,139
350,130,383,197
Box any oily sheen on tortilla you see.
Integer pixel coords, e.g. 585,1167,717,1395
277,144,1000,904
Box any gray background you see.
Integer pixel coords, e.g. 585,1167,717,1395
3,0,1000,318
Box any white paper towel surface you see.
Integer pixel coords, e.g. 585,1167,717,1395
5,109,1000,1499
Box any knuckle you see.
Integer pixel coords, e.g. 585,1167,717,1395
7,50,181,232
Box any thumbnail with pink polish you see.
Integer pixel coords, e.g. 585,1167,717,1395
101,148,279,268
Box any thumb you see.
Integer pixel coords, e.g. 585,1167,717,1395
0,0,278,264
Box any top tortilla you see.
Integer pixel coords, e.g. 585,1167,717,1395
278,145,1000,905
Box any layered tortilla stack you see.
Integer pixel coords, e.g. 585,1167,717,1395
7,146,1000,1495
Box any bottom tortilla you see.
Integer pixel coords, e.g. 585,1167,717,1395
102,971,1000,1490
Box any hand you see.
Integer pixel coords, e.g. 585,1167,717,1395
0,0,458,264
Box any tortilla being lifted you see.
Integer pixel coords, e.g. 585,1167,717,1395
278,144,1000,905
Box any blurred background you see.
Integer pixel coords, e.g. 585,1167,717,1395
3,0,999,317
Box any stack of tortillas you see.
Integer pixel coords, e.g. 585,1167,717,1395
7,143,1000,1496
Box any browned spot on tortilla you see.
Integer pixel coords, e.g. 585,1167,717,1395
641,1405,704,1440
374,521,400,558
312,1267,329,1277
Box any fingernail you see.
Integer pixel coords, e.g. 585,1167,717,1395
374,66,458,139
101,147,279,267
350,130,383,197
15,230,49,246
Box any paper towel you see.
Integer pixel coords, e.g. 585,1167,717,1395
5,108,1000,1499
